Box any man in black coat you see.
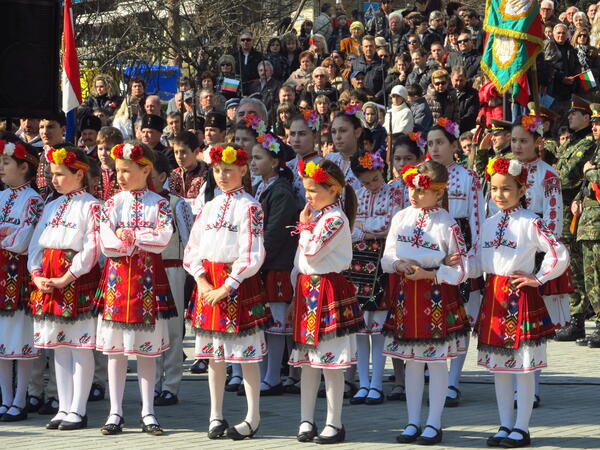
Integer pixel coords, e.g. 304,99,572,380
445,32,481,82
450,66,479,133
231,31,264,95
351,35,388,103
366,0,394,37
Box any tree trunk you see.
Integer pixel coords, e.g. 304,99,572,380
167,0,181,66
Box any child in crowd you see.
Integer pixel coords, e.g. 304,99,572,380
94,127,123,201
287,110,323,200
169,131,207,205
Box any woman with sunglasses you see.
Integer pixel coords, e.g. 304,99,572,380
215,55,241,100
425,69,459,123
571,27,600,95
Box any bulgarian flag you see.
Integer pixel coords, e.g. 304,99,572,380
62,0,82,142
512,73,529,107
221,77,240,93
309,30,315,46
577,70,597,91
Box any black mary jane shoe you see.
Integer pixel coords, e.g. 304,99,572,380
225,375,243,392
387,385,406,401
444,386,461,407
141,414,164,436
283,377,301,394
226,420,259,440
88,383,105,402
487,426,512,447
46,411,68,430
207,418,229,439
499,428,531,448
396,424,422,443
314,424,346,444
365,388,385,405
101,414,125,435
416,425,443,445
38,397,59,415
26,395,42,413
154,390,179,406
0,405,28,422
297,420,317,443
349,386,369,405
59,412,88,430
260,381,284,396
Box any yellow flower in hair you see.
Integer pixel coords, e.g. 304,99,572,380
52,148,68,165
486,158,496,178
221,146,237,164
403,167,418,177
305,161,319,177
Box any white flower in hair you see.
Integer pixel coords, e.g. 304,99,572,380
203,147,212,165
122,143,134,160
3,143,15,156
413,174,422,189
508,159,522,177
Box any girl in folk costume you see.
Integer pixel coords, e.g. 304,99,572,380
0,138,43,422
470,158,569,448
184,144,270,440
287,110,323,200
94,143,176,436
250,136,299,395
426,117,485,406
29,147,101,430
347,150,402,406
325,105,366,192
289,159,363,444
382,161,469,445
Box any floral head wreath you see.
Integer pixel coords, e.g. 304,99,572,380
358,151,385,171
342,103,365,121
208,145,249,166
436,117,460,139
257,133,280,155
0,140,38,165
521,115,544,136
242,113,267,135
45,147,89,172
408,131,427,151
301,109,320,131
485,157,528,185
401,165,447,191
111,143,153,167
298,160,343,194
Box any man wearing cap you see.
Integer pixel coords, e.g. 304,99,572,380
572,103,600,348
350,71,367,90
366,0,394,38
340,21,364,56
351,35,388,103
141,114,176,169
225,98,240,129
554,95,596,341
203,111,227,150
473,119,513,177
79,115,102,158
529,102,560,165
384,85,414,135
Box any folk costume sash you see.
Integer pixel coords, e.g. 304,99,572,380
188,260,270,335
383,275,468,342
345,239,388,311
292,273,363,349
0,250,29,314
476,274,554,353
30,248,100,321
94,251,176,328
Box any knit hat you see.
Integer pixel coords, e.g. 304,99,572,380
349,21,364,32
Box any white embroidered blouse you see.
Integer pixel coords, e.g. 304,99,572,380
447,162,484,249
0,183,44,255
352,183,403,242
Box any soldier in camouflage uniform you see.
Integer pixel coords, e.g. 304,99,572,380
473,119,513,177
529,102,559,165
554,95,597,341
573,103,600,348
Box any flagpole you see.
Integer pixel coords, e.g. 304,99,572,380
530,60,540,115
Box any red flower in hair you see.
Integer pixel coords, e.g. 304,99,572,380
493,158,510,174
235,149,249,166
312,167,330,183
63,152,76,165
130,145,144,161
298,159,306,176
209,146,223,164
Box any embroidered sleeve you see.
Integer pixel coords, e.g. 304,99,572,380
381,214,401,273
175,198,194,246
27,206,51,274
226,203,265,289
134,198,174,253
541,170,563,236
3,196,43,254
299,213,345,263
362,190,402,238
436,222,468,285
99,196,131,257
467,170,484,253
532,218,569,284
69,202,101,278
183,206,206,280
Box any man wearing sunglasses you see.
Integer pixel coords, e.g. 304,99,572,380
445,32,481,82
231,31,263,94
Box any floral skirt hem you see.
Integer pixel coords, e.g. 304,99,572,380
383,332,468,362
0,309,38,360
33,317,96,349
288,334,357,369
477,342,547,373
194,330,266,363
96,318,169,357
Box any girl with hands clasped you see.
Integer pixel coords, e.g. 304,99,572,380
470,158,569,448
183,143,270,441
29,147,101,430
381,161,469,445
0,137,43,422
94,143,176,437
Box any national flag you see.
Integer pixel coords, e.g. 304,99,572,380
512,73,529,107
577,70,597,91
483,0,543,45
221,78,240,93
309,30,314,46
62,0,82,142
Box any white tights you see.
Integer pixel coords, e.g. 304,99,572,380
52,348,94,423
0,359,33,415
494,372,535,440
355,334,386,398
262,333,286,389
299,367,344,437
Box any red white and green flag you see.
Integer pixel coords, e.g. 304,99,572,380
577,70,597,91
221,78,240,93
512,73,529,107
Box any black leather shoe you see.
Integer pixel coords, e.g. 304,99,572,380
487,426,512,447
207,418,229,439
416,425,443,445
46,411,68,429
499,428,531,448
226,420,259,440
88,383,105,402
260,382,284,396
349,387,369,405
445,386,461,407
297,420,317,442
26,395,42,413
38,397,59,415
154,390,178,406
225,375,243,392
59,412,88,430
365,388,385,405
314,424,345,444
189,358,208,374
100,414,125,435
283,377,301,394
387,385,406,401
396,424,421,443
0,405,28,422
140,414,164,435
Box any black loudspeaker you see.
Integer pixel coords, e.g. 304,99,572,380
0,0,61,118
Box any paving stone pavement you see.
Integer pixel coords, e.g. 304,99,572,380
0,322,599,449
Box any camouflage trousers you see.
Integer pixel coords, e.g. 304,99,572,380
564,236,589,317
582,241,600,323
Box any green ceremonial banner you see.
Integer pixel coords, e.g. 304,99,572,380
483,0,544,44
480,34,542,94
